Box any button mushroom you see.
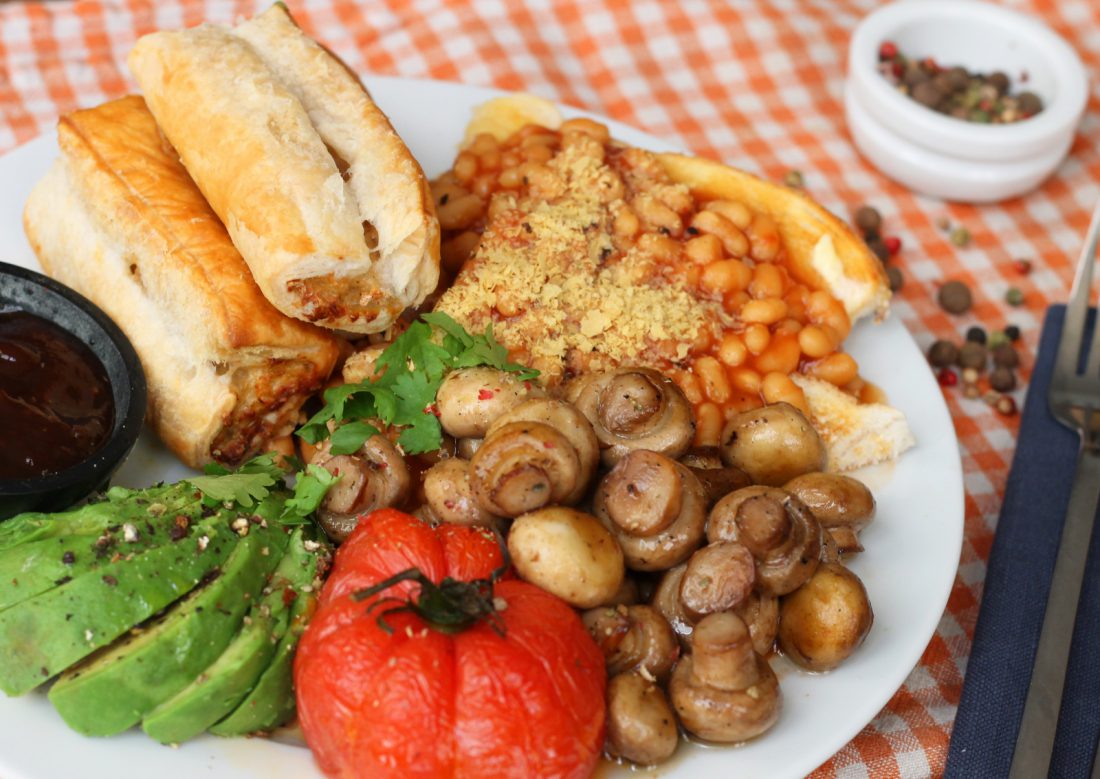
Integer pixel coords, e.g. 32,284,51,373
341,343,388,384
720,402,826,486
422,458,501,530
485,398,600,504
567,367,694,466
436,366,545,440
456,436,482,459
592,450,708,571
784,472,876,554
819,527,841,564
469,421,582,517
581,604,679,681
687,464,753,506
606,671,679,766
313,434,412,542
735,590,780,656
603,575,641,607
507,506,625,609
651,563,695,648
679,541,756,619
778,561,873,672
669,612,781,744
708,488,821,596
650,562,779,655
679,446,725,470
679,446,753,503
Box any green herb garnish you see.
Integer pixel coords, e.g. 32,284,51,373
187,454,284,508
280,465,341,524
185,454,339,525
297,312,539,456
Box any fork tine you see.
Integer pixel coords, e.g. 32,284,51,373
1061,201,1100,377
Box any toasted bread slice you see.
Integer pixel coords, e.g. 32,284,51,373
792,375,915,471
655,154,889,323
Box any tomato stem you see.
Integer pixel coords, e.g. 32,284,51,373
352,560,509,637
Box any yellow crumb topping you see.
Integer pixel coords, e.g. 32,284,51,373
434,137,725,385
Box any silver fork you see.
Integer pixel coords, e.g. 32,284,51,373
1009,201,1100,779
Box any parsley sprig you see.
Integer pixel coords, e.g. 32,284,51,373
297,312,539,456
187,454,339,525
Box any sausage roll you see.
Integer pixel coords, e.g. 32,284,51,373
128,4,440,333
23,95,341,468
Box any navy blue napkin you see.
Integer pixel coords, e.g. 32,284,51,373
946,305,1100,778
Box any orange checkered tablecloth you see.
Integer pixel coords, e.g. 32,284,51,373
1,0,1098,776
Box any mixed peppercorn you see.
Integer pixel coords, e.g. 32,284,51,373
851,204,904,292
929,276,1024,416
878,41,1043,124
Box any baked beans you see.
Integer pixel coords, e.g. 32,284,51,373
433,118,870,427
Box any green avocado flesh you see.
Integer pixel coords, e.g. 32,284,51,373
0,514,232,697
0,485,193,552
0,498,208,612
48,524,290,737
210,531,323,737
141,528,317,744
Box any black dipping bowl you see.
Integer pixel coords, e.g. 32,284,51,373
0,261,147,519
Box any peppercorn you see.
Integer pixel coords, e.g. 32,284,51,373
855,206,882,234
966,326,987,344
1005,287,1024,306
868,237,890,263
784,169,804,188
1005,324,1021,342
946,67,970,91
990,366,1017,392
963,383,982,399
938,368,958,387
950,226,971,247
904,63,929,88
1017,91,1043,115
1013,259,1032,275
884,235,902,256
983,390,1002,406
988,330,1009,350
958,341,987,370
938,280,973,314
988,71,1010,96
935,216,951,231
928,339,959,367
887,265,904,292
992,343,1020,369
913,81,944,108
996,395,1018,416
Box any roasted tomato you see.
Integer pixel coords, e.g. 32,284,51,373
295,509,607,779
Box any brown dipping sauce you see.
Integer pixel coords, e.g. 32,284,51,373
0,310,114,480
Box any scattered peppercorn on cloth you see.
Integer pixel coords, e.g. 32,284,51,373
945,305,1100,779
3,1,1100,776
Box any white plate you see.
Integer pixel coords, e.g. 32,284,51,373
0,76,963,779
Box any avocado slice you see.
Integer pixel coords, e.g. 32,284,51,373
0,499,208,612
141,528,318,743
210,529,327,737
0,513,233,696
0,484,194,552
48,523,290,736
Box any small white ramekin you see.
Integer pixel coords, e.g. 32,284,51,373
845,0,1088,203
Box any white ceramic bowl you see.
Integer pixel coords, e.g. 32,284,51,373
845,0,1088,203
